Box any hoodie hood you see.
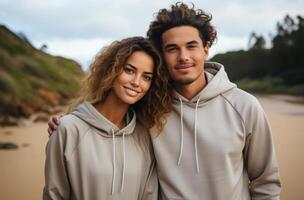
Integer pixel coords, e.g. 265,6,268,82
173,62,236,106
71,101,136,137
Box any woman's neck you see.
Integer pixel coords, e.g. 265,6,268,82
94,93,129,129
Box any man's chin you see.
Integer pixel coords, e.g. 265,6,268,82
175,78,196,85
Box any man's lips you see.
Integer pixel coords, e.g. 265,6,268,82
175,63,194,70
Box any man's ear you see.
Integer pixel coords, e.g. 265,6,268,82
203,44,209,60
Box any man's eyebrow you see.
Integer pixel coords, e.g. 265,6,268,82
163,43,177,49
187,40,199,45
164,40,199,49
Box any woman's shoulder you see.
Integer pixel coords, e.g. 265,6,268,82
56,114,91,137
59,113,87,126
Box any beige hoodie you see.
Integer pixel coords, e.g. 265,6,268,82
150,62,281,200
43,102,158,200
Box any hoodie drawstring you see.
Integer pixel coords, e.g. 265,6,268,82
178,97,201,174
111,129,126,195
178,97,184,166
194,97,201,173
120,132,126,193
111,129,116,195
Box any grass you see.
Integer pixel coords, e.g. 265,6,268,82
0,25,84,116
237,77,304,96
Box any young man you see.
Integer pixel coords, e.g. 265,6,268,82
48,2,281,200
145,3,281,200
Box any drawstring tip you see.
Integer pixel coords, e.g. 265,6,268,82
177,157,182,166
196,165,199,174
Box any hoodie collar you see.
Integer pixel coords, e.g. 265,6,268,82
173,62,236,106
71,101,136,137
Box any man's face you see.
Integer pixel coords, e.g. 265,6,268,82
162,26,209,85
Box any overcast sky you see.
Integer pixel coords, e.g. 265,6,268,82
1,0,303,69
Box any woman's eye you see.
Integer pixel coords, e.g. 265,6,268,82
124,68,134,74
143,75,152,81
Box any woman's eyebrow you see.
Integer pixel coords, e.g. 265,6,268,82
125,63,136,69
126,63,153,74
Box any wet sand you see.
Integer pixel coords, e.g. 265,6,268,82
257,95,304,200
0,123,48,200
0,95,303,200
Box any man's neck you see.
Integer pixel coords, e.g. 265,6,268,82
174,73,207,100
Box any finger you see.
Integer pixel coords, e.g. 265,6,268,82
48,120,57,130
53,116,61,126
48,128,52,137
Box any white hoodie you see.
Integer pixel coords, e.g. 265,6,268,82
43,102,158,200
150,62,281,200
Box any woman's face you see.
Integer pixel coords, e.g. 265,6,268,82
111,51,155,105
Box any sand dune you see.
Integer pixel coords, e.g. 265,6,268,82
0,95,303,200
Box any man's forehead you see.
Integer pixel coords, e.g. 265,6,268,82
161,26,202,45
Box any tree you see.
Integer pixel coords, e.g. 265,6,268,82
271,14,304,84
248,32,266,50
40,44,48,51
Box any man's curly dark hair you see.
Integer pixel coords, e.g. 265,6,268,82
147,2,217,52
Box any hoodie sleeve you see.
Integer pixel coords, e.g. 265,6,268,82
141,158,160,200
43,123,70,200
243,98,281,200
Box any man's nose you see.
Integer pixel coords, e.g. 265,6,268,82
178,48,190,62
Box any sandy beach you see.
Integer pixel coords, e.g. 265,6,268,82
0,95,303,200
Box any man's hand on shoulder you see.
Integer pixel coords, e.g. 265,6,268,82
47,114,63,137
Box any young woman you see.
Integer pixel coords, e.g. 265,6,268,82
43,37,171,200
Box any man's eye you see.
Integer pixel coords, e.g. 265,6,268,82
188,45,197,49
167,47,177,52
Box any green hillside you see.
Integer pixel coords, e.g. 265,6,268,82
0,25,84,118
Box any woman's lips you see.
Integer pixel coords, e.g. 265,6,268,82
124,86,140,97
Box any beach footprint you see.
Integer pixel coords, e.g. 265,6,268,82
22,143,30,148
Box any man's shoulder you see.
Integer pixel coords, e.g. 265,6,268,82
221,87,260,109
220,88,268,133
221,88,265,125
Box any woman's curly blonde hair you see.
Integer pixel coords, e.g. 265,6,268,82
68,36,172,131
